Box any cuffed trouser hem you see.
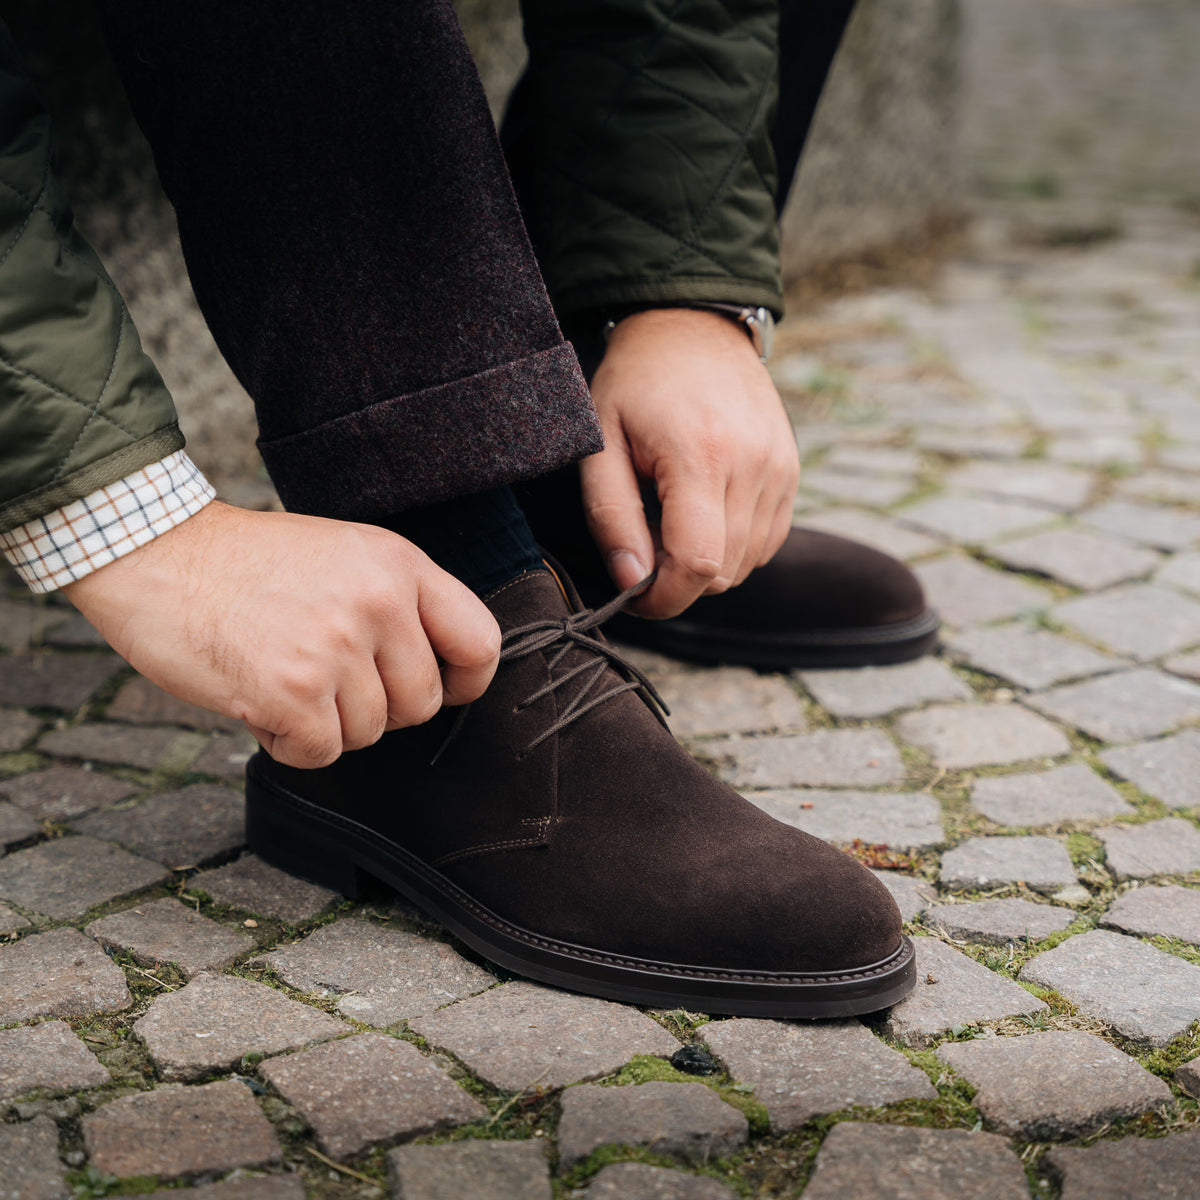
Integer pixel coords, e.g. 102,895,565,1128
258,344,602,521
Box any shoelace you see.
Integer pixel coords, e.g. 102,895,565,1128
431,575,670,766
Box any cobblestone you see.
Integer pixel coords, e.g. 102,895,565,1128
388,1141,551,1200
0,1116,68,1200
1027,669,1200,742
188,854,339,922
969,763,1133,826
899,495,1054,543
986,529,1160,591
881,937,1048,1047
1102,885,1200,944
190,730,259,779
926,897,1076,943
261,1032,485,1158
1081,500,1200,550
1051,583,1200,660
133,971,348,1080
1177,1058,1200,1099
0,799,39,846
652,669,807,738
0,1021,110,1100
799,508,943,559
945,460,1095,510
798,659,970,719
1100,729,1200,808
557,1081,748,1167
1097,818,1200,880
0,928,131,1023
39,722,206,772
408,981,679,1091
0,834,170,919
583,1164,736,1200
894,704,1070,769
802,467,916,507
0,653,124,711
1046,434,1144,466
1019,929,1200,1045
1164,648,1200,680
702,1017,935,1130
254,919,495,1025
85,897,255,978
945,624,1126,691
140,1182,303,1200
1045,1129,1200,1200
107,674,245,733
872,871,937,921
913,556,1049,626
0,901,30,932
940,836,1077,893
0,708,40,750
0,766,137,819
74,784,245,868
746,789,943,848
0,599,64,649
938,1030,1174,1139
712,729,904,789
83,1079,281,1179
801,1122,1030,1200
1156,551,1200,596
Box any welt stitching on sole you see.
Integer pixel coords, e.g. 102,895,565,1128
249,769,912,987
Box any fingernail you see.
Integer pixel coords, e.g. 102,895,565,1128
609,550,646,588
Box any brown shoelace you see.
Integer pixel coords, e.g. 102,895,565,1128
432,576,670,765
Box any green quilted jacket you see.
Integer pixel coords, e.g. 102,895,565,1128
0,0,780,535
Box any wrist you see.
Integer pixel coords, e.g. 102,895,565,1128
602,302,775,363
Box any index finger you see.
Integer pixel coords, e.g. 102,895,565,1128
415,569,503,705
632,474,727,618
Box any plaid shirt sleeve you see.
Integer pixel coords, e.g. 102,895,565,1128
0,451,216,594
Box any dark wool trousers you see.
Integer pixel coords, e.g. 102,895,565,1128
96,0,854,531
94,0,602,523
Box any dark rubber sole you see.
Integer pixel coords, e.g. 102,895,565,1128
245,762,916,1018
605,607,941,670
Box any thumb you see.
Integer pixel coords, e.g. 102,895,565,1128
579,443,656,591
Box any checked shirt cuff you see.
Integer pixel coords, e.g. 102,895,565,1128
0,451,216,594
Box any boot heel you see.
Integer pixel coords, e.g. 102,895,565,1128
245,772,378,900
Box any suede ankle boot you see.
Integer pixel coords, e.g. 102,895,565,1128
517,468,938,671
245,567,915,1016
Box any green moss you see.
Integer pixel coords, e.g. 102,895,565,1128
67,1169,160,1199
1064,832,1105,868
555,1145,751,1198
1144,936,1200,969
599,1054,771,1138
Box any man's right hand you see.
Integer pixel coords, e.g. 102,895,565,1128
62,501,502,769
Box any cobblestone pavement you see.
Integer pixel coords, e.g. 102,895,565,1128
3,207,1200,1198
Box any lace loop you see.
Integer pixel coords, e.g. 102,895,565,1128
431,574,669,766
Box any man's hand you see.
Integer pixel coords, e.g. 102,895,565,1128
581,307,799,618
63,501,501,769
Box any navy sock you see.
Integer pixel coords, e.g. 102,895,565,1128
385,485,545,597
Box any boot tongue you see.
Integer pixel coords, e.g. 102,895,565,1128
483,567,573,631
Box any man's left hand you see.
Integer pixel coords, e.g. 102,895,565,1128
579,306,799,619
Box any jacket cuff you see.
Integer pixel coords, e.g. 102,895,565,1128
555,276,784,327
0,451,215,594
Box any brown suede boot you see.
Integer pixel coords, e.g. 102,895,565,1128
599,527,940,669
516,468,938,670
245,568,915,1017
